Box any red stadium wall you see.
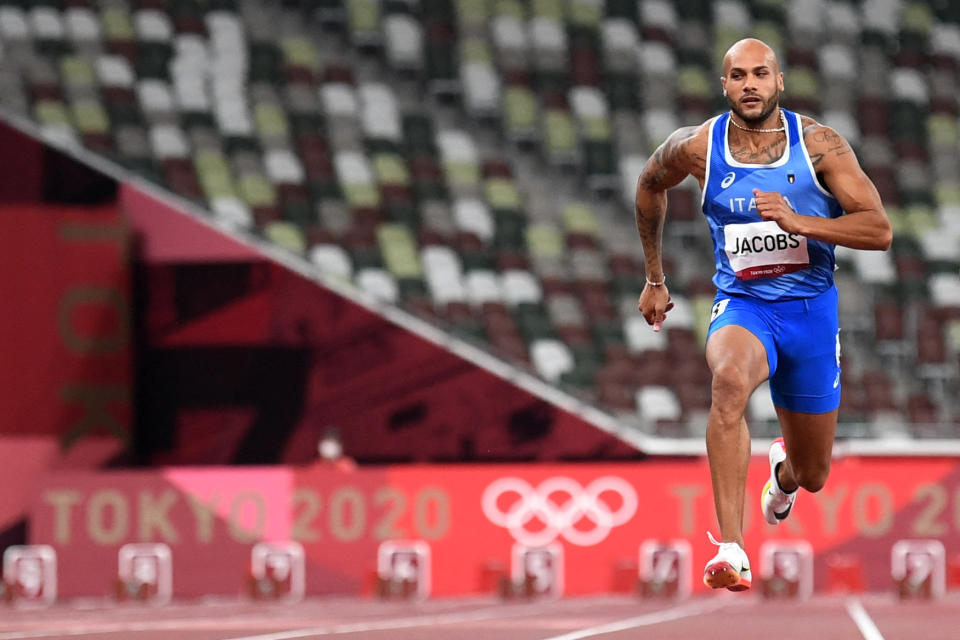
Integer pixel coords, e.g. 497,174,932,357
29,457,960,598
0,123,131,546
122,183,638,466
0,202,131,443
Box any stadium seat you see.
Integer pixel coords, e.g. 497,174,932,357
377,222,423,283
623,314,667,354
636,385,682,425
460,37,500,119
264,221,306,255
503,84,539,144
345,0,382,49
530,338,575,383
356,267,399,303
0,7,29,43
421,244,466,308
384,12,424,72
464,269,502,307
641,0,679,43
601,18,638,74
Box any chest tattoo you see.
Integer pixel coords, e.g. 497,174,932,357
729,138,787,165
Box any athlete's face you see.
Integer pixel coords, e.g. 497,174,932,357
721,42,784,125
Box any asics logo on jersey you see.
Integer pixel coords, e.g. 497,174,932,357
721,172,736,188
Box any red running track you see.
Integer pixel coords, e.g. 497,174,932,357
0,593,958,640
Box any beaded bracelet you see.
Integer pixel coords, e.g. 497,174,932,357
645,276,666,287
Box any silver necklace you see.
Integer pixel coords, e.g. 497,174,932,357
729,110,785,133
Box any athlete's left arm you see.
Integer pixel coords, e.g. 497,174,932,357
753,124,893,251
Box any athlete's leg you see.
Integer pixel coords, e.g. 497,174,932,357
767,288,842,495
773,407,838,493
705,325,770,546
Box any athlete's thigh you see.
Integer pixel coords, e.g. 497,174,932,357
774,406,838,469
769,289,841,414
705,324,770,386
705,296,776,385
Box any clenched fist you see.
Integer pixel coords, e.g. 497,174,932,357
753,189,804,234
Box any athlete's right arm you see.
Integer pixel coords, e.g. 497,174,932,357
635,125,706,330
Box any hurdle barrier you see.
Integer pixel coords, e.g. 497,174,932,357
376,540,431,600
638,539,692,599
2,545,57,608
891,539,946,600
249,541,305,603
116,543,172,605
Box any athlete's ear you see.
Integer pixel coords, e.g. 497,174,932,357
720,77,727,96
777,72,784,92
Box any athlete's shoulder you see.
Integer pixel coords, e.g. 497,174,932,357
797,114,847,148
796,114,856,169
667,118,713,152
658,118,713,173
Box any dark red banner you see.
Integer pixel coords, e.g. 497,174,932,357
0,204,130,442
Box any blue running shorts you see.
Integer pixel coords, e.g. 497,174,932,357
706,286,841,414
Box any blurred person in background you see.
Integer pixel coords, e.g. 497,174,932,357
633,38,892,592
317,427,356,472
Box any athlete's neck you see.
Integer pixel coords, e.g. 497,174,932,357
729,109,785,134
726,110,788,165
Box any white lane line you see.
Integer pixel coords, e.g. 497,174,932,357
0,602,570,640
218,603,570,640
846,598,886,640
537,598,727,640
0,619,254,640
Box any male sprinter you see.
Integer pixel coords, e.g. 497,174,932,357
634,38,892,591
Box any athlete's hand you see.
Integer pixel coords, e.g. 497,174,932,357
638,284,674,332
753,189,804,234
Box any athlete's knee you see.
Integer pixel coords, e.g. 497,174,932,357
792,461,830,493
709,363,754,418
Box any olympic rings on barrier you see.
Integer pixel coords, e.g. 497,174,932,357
481,477,638,547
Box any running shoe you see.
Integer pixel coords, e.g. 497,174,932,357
761,437,797,525
703,532,752,591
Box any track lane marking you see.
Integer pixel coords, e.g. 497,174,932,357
0,600,576,640
218,601,595,640
846,598,886,640
537,598,727,640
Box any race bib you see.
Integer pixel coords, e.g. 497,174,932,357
723,221,809,280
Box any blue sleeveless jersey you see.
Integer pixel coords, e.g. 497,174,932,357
702,109,843,301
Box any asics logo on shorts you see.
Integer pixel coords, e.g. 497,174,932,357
834,330,841,388
711,299,730,322
481,477,637,547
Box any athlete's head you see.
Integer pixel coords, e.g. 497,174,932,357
721,38,784,125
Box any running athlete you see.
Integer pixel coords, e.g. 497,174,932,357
634,38,892,592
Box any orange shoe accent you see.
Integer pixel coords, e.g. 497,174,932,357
703,561,752,591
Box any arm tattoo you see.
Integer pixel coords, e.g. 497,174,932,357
809,128,851,168
639,148,668,191
640,164,668,192
812,129,842,145
690,152,706,176
635,201,665,269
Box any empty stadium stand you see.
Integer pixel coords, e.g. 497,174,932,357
1,0,958,440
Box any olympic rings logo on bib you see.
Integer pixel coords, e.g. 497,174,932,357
723,220,810,280
481,477,638,547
